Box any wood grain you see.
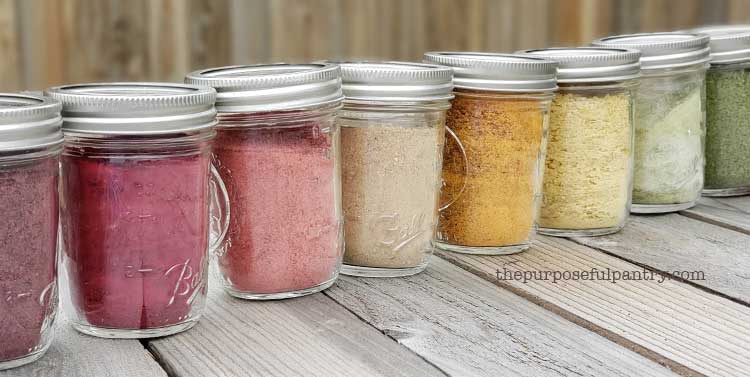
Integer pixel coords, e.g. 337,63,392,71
0,0,20,91
681,196,750,235
147,269,443,377
325,258,678,377
438,236,750,377
570,214,750,305
0,313,166,377
0,0,743,91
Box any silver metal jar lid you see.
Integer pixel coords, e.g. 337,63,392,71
592,32,711,70
185,63,344,112
0,93,63,152
329,61,454,102
688,25,750,64
45,83,217,135
518,47,641,83
422,52,558,92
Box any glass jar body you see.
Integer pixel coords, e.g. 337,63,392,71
0,148,60,370
703,62,750,196
435,90,552,254
60,132,216,338
631,65,707,212
214,105,344,299
338,101,448,277
538,82,635,236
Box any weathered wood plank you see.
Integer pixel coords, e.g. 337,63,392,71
0,314,166,377
229,0,271,64
15,0,68,90
681,196,750,235
188,0,231,71
60,0,151,83
147,269,444,377
0,0,21,91
326,258,678,377
571,214,750,305
439,236,750,377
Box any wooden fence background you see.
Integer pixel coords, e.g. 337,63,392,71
1,0,749,92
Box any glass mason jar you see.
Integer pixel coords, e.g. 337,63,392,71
186,64,344,299
520,48,640,237
0,94,62,370
593,33,710,212
46,83,228,338
423,53,558,254
689,26,750,197
329,62,452,277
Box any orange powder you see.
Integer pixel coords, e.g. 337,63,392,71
437,92,547,248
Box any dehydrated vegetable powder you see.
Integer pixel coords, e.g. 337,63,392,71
632,75,704,204
0,158,58,362
437,92,547,247
704,67,750,190
341,117,444,269
538,92,632,230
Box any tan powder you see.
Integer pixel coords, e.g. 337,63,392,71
538,92,633,230
341,118,444,269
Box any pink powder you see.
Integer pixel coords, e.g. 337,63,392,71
61,151,210,329
0,157,58,362
214,122,342,295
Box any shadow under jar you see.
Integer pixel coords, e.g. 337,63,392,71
0,94,62,370
186,64,344,299
520,48,640,237
46,83,228,339
423,52,557,255
689,26,750,197
332,62,452,277
593,33,710,212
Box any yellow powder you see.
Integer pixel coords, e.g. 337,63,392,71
437,93,547,247
538,92,633,230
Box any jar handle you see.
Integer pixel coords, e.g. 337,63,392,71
439,126,469,211
208,160,230,255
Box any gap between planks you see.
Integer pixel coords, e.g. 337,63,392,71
680,196,750,236
325,258,678,377
568,213,750,306
145,267,444,377
437,234,750,377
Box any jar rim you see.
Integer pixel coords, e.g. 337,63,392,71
185,63,344,113
324,60,455,102
0,93,63,152
45,82,217,136
592,32,711,70
423,52,558,92
518,47,641,83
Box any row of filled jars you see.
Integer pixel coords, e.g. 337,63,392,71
2,26,750,370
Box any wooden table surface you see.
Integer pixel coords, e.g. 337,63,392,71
3,196,749,377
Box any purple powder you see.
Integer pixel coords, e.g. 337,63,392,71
0,156,59,362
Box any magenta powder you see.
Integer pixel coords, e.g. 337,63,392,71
0,157,58,361
214,122,343,295
61,151,210,329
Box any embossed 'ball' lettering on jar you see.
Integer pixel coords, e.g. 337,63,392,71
593,33,710,213
0,94,62,370
423,52,558,254
46,83,228,339
186,64,345,299
331,61,453,277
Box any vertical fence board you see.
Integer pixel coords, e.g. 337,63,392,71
1,0,749,91
0,0,20,91
229,0,271,64
188,0,231,71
